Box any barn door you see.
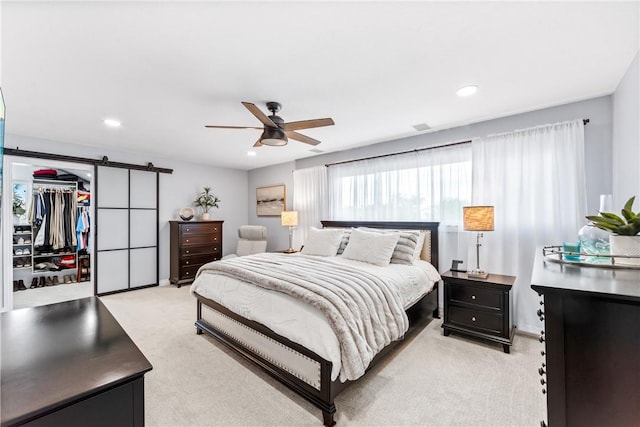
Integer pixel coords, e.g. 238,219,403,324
96,166,158,295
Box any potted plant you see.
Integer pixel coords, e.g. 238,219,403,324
194,187,220,220
586,196,640,266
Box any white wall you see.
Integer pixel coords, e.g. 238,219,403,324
2,134,248,285
247,161,294,251
612,51,640,208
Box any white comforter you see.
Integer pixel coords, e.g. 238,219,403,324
190,254,440,381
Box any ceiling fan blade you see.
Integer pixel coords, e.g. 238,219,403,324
286,131,321,146
205,125,263,130
242,101,277,127
281,118,335,131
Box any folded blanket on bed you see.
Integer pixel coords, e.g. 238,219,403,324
196,253,409,380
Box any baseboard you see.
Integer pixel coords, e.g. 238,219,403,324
159,279,171,287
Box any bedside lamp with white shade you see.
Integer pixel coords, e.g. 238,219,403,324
463,206,494,279
281,211,298,253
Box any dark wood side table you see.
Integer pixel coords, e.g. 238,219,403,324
1,297,152,427
441,270,515,353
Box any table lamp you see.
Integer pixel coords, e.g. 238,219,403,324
463,206,494,279
281,211,298,253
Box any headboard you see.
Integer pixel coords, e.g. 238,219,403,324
320,220,439,271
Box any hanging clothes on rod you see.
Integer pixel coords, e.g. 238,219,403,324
76,206,91,251
30,184,78,252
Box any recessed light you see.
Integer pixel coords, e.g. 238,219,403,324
103,118,121,127
456,85,478,97
247,151,256,156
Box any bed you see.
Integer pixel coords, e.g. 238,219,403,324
191,220,440,426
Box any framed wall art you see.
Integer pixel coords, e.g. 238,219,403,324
256,184,286,216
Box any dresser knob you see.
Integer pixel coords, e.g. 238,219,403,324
186,272,190,275
186,239,189,243
186,250,190,254
186,261,189,265
540,378,546,386
538,367,545,376
214,228,218,231
471,295,476,300
471,316,476,322
186,228,190,232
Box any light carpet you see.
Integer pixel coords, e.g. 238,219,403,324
101,285,546,427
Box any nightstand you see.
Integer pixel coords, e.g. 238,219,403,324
441,270,515,353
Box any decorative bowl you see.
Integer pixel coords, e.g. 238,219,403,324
179,207,194,221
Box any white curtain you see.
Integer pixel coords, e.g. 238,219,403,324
292,166,327,249
328,144,472,225
472,119,586,333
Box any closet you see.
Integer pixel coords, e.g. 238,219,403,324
8,163,93,309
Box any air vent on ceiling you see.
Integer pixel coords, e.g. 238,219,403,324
309,148,324,153
413,123,431,131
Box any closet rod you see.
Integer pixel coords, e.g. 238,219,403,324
325,118,590,168
3,148,173,174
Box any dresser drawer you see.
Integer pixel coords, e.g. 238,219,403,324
180,234,220,246
180,223,221,235
448,306,503,335
179,265,202,280
448,283,502,310
181,253,218,267
181,244,220,256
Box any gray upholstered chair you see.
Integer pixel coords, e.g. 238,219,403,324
222,225,268,259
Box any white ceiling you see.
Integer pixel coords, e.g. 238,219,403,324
2,1,638,170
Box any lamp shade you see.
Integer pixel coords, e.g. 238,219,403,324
463,206,494,231
281,211,298,227
260,127,288,146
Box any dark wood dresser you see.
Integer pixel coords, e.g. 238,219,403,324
1,297,152,427
531,250,640,427
441,270,515,353
169,220,223,287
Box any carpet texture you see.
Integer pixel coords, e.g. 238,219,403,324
101,285,545,426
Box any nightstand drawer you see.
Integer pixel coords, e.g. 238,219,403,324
449,283,502,310
448,306,503,335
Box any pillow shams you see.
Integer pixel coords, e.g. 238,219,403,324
341,228,399,266
359,227,421,265
301,227,344,257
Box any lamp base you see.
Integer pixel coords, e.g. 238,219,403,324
283,248,296,254
467,269,489,279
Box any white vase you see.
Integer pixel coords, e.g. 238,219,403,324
201,212,210,221
609,235,640,266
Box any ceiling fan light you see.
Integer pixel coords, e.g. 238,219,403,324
260,127,288,146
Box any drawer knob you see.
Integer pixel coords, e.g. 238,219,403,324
540,378,546,386
214,228,218,231
186,228,190,231
186,272,190,275
186,250,190,254
471,295,476,300
186,261,190,265
538,367,545,376
471,316,476,322
186,239,190,243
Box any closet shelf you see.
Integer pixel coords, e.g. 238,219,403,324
33,252,76,258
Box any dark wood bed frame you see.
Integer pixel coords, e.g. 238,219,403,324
194,221,440,426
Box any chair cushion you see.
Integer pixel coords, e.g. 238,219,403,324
238,225,267,240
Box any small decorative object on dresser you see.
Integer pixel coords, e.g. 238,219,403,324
586,195,640,265
169,220,223,287
179,207,194,221
441,270,515,353
194,186,221,221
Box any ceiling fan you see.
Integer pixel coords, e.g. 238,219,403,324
205,101,335,147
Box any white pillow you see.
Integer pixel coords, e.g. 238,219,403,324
341,228,400,266
414,231,426,260
301,227,344,257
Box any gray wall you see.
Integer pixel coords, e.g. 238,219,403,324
247,161,295,251
3,134,249,283
612,51,640,208
297,95,613,216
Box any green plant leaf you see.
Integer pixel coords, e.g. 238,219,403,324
599,212,625,225
623,196,636,213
